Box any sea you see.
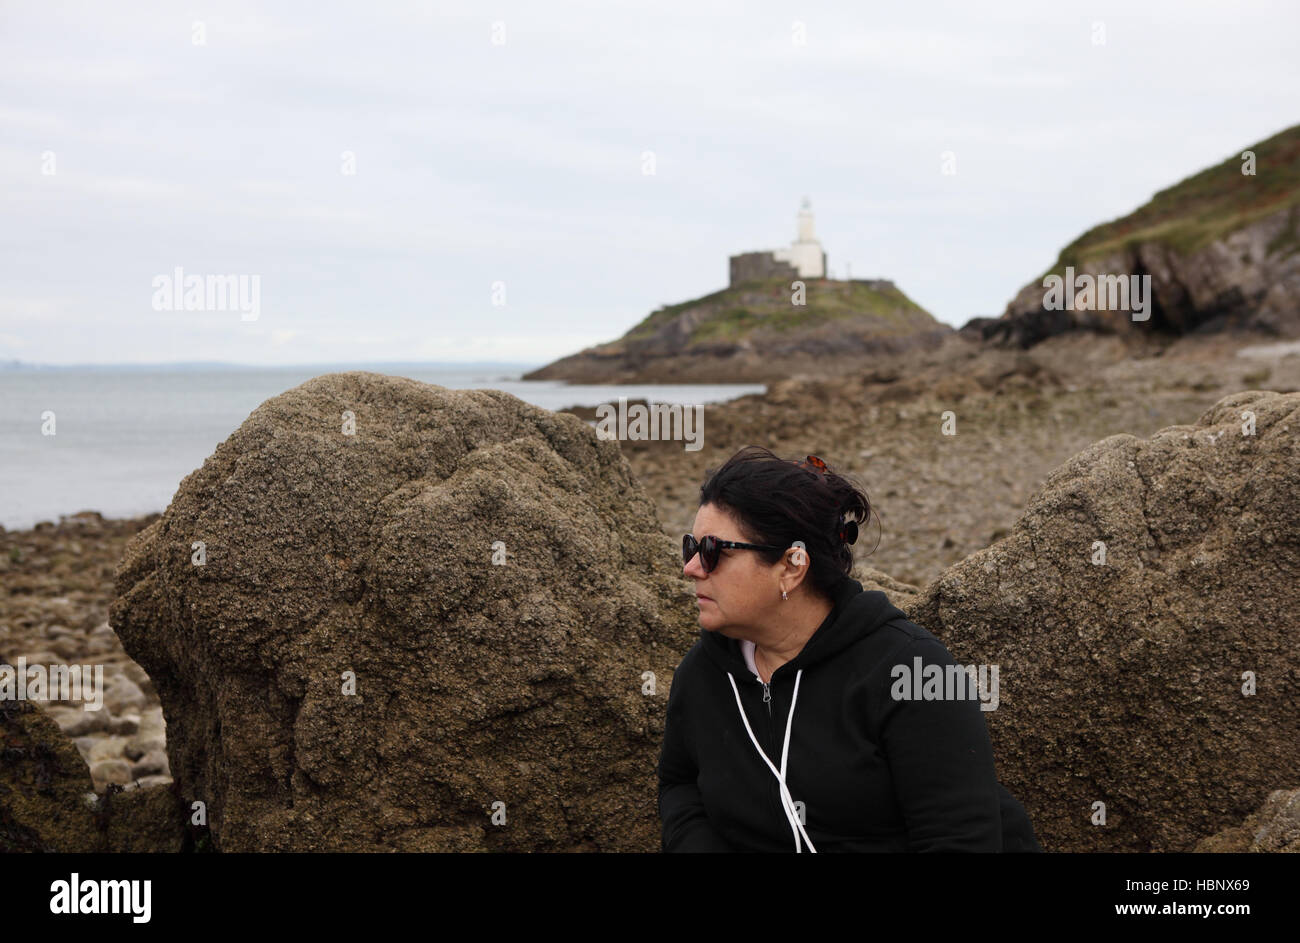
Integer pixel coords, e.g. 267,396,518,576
0,363,764,531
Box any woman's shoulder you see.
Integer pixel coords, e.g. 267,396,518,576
843,607,966,674
666,635,711,681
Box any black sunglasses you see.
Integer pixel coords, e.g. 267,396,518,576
682,533,783,573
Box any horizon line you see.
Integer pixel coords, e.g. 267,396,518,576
0,358,548,371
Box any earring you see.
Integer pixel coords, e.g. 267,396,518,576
781,590,788,601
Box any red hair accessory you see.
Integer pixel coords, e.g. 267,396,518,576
795,455,858,545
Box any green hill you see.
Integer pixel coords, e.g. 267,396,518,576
1054,122,1300,272
623,278,933,346
524,277,948,384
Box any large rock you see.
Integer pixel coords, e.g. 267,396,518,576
0,695,185,852
109,372,698,852
0,696,100,851
911,390,1300,852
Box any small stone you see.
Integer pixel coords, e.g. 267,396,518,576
87,736,129,764
131,749,170,778
41,704,78,727
49,637,83,659
55,707,109,737
90,759,133,787
85,637,119,656
73,736,97,762
103,678,145,714
125,736,165,761
109,713,141,736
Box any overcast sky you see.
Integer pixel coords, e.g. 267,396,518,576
2,0,1297,366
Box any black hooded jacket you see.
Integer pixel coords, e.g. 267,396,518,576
657,575,1040,852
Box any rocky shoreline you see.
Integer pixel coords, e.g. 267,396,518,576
615,330,1300,587
3,328,1299,851
0,512,168,795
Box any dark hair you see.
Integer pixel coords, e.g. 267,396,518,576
697,445,876,598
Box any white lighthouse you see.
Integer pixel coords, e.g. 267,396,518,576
773,197,826,279
727,198,829,286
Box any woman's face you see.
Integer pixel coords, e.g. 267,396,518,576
684,502,779,638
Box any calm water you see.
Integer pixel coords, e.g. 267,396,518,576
0,364,764,531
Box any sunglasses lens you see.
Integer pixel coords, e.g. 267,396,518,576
683,535,719,572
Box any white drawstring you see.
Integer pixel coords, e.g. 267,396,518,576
727,669,818,853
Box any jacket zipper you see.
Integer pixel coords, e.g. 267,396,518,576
759,675,782,835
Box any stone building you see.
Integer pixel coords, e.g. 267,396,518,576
729,197,828,286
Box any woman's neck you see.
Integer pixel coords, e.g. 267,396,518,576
754,592,833,680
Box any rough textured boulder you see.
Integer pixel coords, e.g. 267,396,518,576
110,372,698,852
851,563,921,611
911,389,1300,852
1194,788,1300,852
97,784,189,853
0,695,185,852
1,696,100,851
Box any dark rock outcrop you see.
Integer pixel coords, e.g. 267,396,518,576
991,123,1300,347
910,390,1300,852
0,695,184,852
0,696,99,851
994,210,1300,345
110,373,698,852
1194,788,1300,852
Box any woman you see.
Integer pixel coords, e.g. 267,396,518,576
657,446,1040,852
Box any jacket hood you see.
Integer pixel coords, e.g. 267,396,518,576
697,575,908,679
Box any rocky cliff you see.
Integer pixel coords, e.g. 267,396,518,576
977,123,1300,347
